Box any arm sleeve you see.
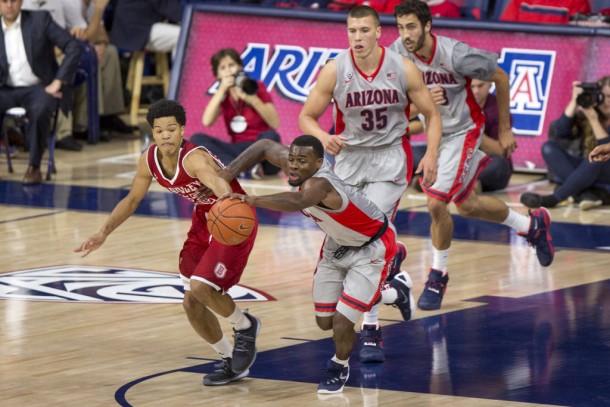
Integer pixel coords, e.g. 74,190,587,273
452,42,498,81
553,114,577,139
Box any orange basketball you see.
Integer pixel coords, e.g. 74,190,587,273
207,198,256,245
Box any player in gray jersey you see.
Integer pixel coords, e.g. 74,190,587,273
299,4,442,364
391,0,555,311
219,135,416,394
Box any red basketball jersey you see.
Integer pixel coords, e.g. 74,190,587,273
145,140,246,210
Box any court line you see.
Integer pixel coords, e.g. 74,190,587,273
0,210,64,225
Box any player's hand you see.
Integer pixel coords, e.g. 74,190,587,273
498,128,517,158
74,233,106,258
220,193,249,203
322,133,347,156
430,85,446,105
416,151,438,188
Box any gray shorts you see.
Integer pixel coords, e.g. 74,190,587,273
422,127,490,205
334,142,410,219
313,231,396,324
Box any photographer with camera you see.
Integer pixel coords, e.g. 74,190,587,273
191,48,281,179
521,77,610,210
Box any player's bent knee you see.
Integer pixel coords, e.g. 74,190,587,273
189,279,221,304
316,315,333,331
428,199,449,219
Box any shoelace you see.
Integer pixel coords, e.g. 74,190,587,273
233,331,255,352
213,359,231,373
426,280,446,291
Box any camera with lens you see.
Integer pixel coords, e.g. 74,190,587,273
234,72,259,96
576,82,604,108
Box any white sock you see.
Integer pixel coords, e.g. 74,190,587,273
381,286,398,304
228,307,251,331
210,336,233,359
432,247,450,274
362,305,379,327
502,208,531,234
332,355,349,366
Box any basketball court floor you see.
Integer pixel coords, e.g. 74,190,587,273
2,133,610,407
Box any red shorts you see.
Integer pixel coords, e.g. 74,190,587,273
179,205,258,292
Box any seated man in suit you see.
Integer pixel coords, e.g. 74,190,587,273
0,0,81,184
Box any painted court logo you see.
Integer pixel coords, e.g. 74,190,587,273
0,266,274,303
498,48,556,136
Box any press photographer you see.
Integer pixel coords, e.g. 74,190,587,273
521,77,610,211
191,48,282,179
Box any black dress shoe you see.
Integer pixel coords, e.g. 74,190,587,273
56,136,83,151
74,130,111,142
100,115,137,134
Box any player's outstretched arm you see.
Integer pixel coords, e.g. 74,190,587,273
227,177,334,212
74,154,153,257
404,58,442,188
298,61,346,156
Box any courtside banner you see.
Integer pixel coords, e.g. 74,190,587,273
173,6,610,170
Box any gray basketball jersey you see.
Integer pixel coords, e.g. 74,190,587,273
332,48,410,147
301,161,392,247
390,35,497,135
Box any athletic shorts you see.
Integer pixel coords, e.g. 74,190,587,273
422,127,490,206
334,139,411,219
179,205,258,292
313,229,396,324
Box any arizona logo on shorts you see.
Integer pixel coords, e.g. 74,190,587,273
0,265,274,303
498,48,556,136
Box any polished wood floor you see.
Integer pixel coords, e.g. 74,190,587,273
1,132,609,407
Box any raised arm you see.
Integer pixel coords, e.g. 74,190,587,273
299,61,345,155
202,75,234,127
404,57,442,187
237,87,280,129
222,139,289,180
74,153,152,257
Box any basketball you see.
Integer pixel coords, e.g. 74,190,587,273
207,198,256,245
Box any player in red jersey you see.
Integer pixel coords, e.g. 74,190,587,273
74,99,260,386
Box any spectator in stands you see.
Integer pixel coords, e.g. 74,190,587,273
499,0,591,24
110,0,182,57
326,0,460,16
409,79,513,192
0,0,81,184
191,48,281,179
520,77,610,211
67,0,135,140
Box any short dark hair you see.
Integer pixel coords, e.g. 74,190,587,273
292,135,324,159
146,99,186,127
348,5,381,27
211,48,243,77
394,0,432,28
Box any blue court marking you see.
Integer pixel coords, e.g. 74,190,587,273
114,280,610,407
2,180,610,251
